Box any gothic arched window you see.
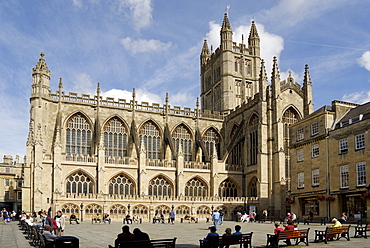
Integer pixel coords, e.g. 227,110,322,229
185,178,207,197
66,171,93,194
218,179,238,197
66,113,91,155
249,178,258,197
248,114,258,165
282,107,300,179
172,124,192,162
148,176,172,196
104,117,128,157
203,128,221,159
139,121,161,159
108,174,135,196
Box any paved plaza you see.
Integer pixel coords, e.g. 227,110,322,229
1,219,370,247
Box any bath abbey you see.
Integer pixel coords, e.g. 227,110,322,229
22,13,316,221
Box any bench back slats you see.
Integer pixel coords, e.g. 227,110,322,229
199,233,252,248
116,238,177,248
277,229,310,239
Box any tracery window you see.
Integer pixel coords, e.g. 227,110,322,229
66,113,91,155
108,174,135,196
154,205,171,215
104,118,128,157
84,204,102,214
196,206,211,216
131,205,148,217
249,115,258,165
229,142,242,166
185,178,207,197
109,204,126,216
203,128,221,158
148,176,172,196
172,124,192,162
139,121,161,159
175,205,190,215
282,108,300,179
249,178,257,197
218,179,238,197
61,203,80,216
66,171,93,194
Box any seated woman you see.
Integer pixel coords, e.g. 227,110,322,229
70,214,79,224
125,214,132,224
93,213,101,223
103,213,111,224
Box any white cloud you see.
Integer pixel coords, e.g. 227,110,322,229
72,0,82,7
358,51,370,71
342,91,370,104
280,70,302,83
121,37,172,55
71,73,95,94
205,21,284,78
102,88,162,104
116,0,153,30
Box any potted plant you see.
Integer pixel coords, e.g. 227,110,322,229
287,198,295,204
326,196,335,202
316,195,325,201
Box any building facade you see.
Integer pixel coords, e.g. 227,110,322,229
22,13,314,221
0,155,24,212
290,101,370,222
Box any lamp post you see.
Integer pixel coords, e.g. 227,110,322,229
211,205,214,212
172,205,174,211
128,204,131,215
80,203,84,222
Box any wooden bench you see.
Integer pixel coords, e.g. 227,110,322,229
259,216,276,223
266,229,309,247
354,223,370,238
314,225,351,244
199,232,253,248
109,238,177,248
303,216,327,225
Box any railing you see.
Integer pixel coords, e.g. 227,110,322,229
147,159,175,168
225,164,243,171
105,156,132,165
65,154,95,163
184,161,210,170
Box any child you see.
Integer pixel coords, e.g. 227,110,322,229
274,222,284,234
233,225,242,235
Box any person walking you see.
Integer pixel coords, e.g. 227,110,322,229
169,210,175,224
54,210,66,237
211,209,220,230
219,209,225,225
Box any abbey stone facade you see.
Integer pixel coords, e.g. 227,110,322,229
23,13,314,221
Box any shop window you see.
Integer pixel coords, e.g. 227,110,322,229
302,198,319,215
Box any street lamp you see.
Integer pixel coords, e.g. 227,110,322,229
172,205,174,211
80,203,84,222
128,204,131,214
211,205,214,212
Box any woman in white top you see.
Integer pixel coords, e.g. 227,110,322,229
54,210,66,237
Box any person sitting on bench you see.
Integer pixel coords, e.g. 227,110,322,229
93,213,101,223
70,214,79,224
103,213,111,224
125,214,132,224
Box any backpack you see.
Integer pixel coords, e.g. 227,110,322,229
52,218,58,229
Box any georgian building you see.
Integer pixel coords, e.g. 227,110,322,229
23,13,314,221
290,101,370,222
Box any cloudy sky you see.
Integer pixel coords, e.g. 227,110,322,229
1,0,370,159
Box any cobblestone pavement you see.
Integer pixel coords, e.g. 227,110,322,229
1,219,370,247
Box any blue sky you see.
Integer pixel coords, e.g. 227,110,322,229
1,0,370,159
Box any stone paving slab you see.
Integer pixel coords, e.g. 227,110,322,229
1,219,370,247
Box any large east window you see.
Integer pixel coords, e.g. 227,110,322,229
66,114,91,155
140,121,161,159
172,124,192,162
339,139,348,154
298,172,304,188
66,172,93,194
340,165,349,188
356,162,366,186
312,169,319,186
355,134,365,150
104,118,128,157
311,144,319,158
